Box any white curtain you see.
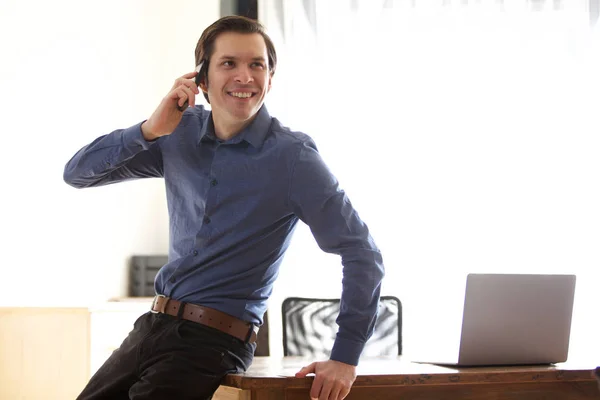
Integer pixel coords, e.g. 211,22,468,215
260,0,600,360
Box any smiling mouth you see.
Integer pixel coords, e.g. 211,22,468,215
228,91,257,99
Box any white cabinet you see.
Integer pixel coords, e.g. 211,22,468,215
0,308,90,400
0,299,153,400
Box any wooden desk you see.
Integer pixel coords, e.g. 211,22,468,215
214,357,599,400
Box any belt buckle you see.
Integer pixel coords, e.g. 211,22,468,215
150,294,166,313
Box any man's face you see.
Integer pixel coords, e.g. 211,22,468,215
203,32,272,127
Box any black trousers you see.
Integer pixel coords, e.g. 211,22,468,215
77,311,255,400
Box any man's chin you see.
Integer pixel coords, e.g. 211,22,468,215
229,107,260,121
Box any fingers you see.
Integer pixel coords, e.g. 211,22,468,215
179,85,196,108
330,385,342,400
311,380,347,400
171,73,201,92
181,70,199,79
338,385,351,400
168,85,196,111
297,361,354,400
295,362,316,378
317,379,334,400
165,72,201,111
309,374,324,400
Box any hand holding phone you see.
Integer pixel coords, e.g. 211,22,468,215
177,63,204,112
141,67,204,141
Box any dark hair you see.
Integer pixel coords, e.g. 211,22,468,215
195,16,277,103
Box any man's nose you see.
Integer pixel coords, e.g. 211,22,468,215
234,66,253,84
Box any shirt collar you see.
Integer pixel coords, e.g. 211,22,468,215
199,105,271,148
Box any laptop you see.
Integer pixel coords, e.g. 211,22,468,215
412,273,576,367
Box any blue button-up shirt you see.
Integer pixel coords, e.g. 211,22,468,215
64,105,385,365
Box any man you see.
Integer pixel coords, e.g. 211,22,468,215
65,15,384,400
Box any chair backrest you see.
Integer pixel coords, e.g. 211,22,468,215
282,296,402,358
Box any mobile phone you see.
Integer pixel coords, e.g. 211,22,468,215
177,62,204,112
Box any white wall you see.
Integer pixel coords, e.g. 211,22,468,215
2,0,598,363
262,2,600,361
0,0,219,306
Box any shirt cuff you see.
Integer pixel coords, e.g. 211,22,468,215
121,121,154,150
330,336,365,366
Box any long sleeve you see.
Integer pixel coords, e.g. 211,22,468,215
288,139,385,366
64,122,164,188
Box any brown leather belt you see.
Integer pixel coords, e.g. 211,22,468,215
150,295,258,343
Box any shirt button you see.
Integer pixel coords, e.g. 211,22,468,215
169,276,176,283
203,216,211,224
193,250,198,256
210,178,218,186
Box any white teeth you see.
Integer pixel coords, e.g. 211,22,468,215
230,92,253,98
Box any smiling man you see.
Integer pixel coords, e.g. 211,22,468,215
65,16,384,400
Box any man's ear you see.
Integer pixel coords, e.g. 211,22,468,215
199,80,208,94
197,61,209,93
267,72,273,93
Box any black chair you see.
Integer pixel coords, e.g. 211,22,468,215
282,296,402,358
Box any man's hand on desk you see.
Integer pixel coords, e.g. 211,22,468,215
295,359,357,400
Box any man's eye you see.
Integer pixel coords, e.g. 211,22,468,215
223,61,234,67
252,62,265,69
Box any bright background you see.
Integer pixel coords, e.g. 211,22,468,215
1,0,598,361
